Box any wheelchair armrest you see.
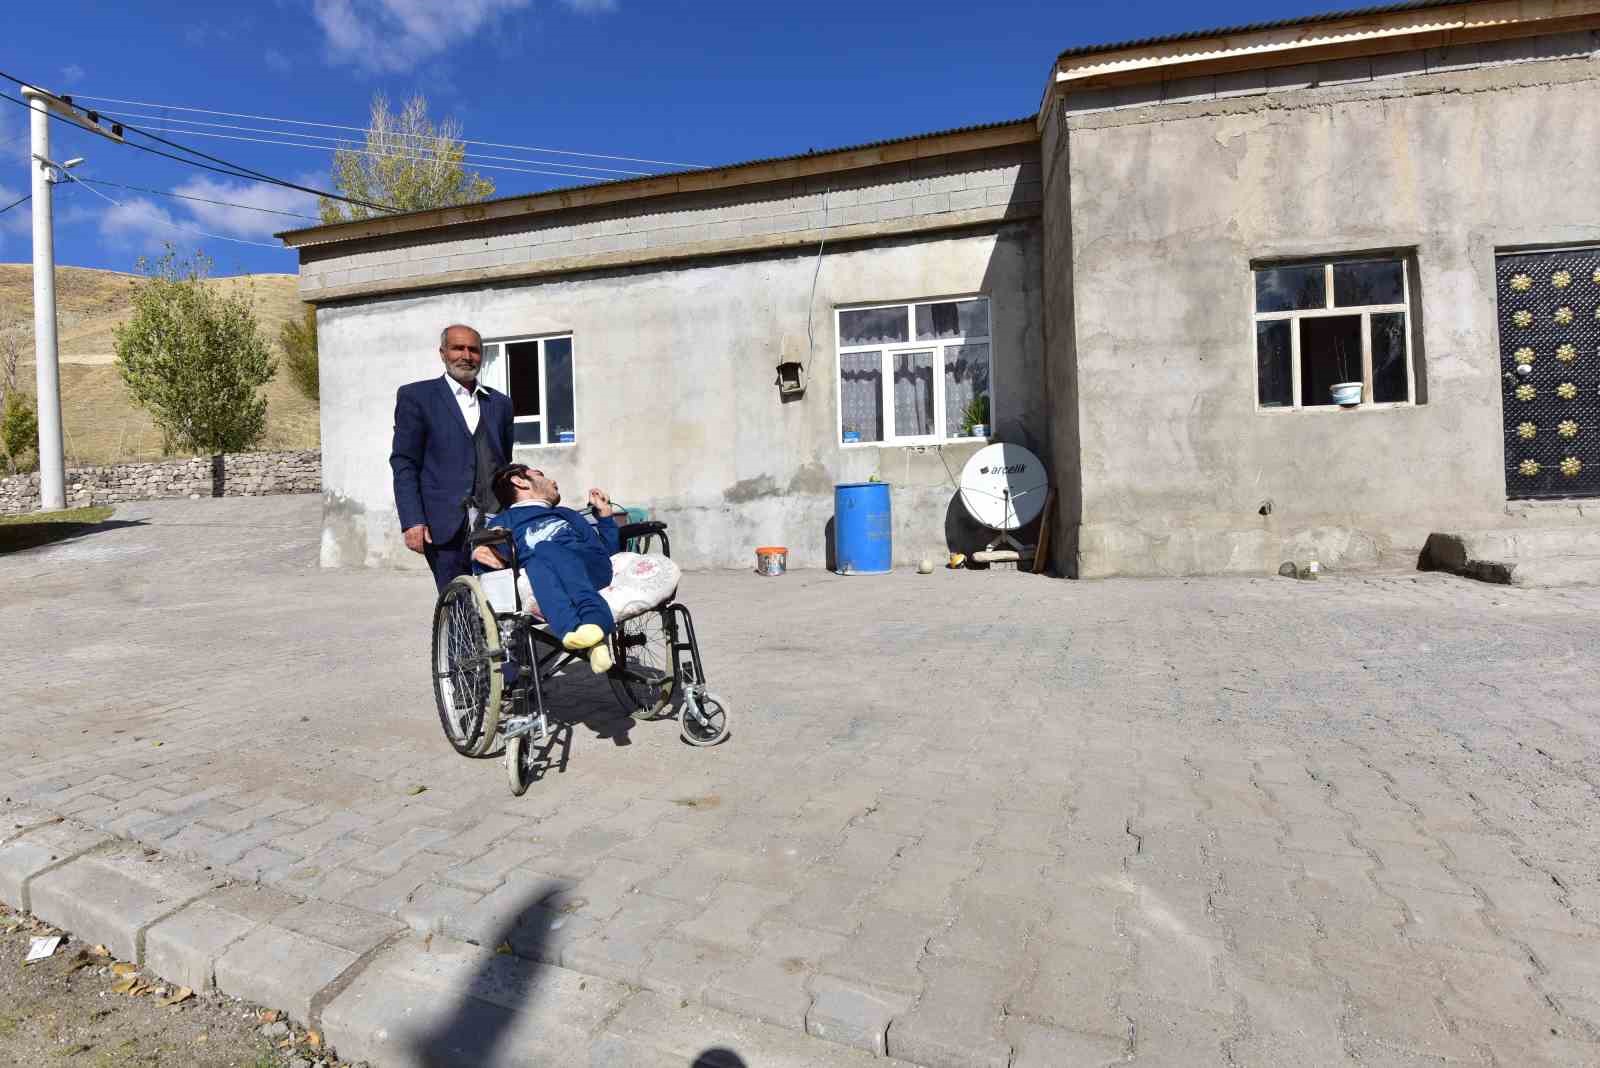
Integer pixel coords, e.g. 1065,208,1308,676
617,521,667,542
468,527,513,548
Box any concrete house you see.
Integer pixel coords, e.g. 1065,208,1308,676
282,0,1600,577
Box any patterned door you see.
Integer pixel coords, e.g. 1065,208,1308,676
1498,249,1600,499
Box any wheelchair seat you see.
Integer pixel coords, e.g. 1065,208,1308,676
477,551,681,625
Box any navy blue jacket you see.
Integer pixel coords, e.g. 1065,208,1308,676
390,376,515,544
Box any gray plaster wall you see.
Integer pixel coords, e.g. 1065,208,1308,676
317,221,1045,572
1058,45,1600,577
297,145,1039,299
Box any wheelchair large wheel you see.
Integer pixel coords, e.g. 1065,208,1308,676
432,576,503,757
608,611,676,721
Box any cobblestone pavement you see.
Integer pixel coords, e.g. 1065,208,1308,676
3,496,1600,1066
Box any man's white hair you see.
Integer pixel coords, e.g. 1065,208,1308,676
439,324,482,348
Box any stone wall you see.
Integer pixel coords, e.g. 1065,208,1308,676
0,450,320,515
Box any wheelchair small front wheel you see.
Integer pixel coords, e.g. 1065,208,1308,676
505,733,530,796
432,575,503,757
680,689,731,747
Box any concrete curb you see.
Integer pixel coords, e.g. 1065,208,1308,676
0,811,921,1066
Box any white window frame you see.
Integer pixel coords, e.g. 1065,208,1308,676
481,332,577,448
1252,258,1416,412
834,296,994,447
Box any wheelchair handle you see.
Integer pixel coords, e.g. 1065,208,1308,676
468,527,513,548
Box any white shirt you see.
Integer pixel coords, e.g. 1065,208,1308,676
445,374,486,434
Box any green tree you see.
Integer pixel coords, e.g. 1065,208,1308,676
319,93,495,223
279,306,319,402
1,390,37,473
114,248,277,456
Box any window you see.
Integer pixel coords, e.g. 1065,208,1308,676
1252,258,1416,409
836,297,992,444
480,335,575,446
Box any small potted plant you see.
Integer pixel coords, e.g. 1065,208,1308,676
1329,339,1362,407
960,394,991,438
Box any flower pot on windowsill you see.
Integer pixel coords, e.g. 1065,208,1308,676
1330,382,1363,407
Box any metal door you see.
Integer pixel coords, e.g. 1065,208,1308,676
1497,249,1600,499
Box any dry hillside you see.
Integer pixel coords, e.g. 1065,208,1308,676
0,265,317,464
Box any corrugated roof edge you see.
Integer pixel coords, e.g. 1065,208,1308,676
277,115,1036,244
1055,0,1478,61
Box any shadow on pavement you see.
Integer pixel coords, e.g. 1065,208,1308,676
406,880,560,1066
405,880,751,1067
0,516,147,555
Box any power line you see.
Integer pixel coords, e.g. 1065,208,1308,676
73,93,704,169
0,90,279,189
0,74,395,215
102,125,618,182
1,191,30,214
58,169,288,249
78,178,319,221
102,110,653,176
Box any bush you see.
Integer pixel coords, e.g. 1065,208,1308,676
279,306,318,402
1,390,37,473
114,248,276,456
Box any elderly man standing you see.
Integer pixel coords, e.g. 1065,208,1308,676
391,324,515,591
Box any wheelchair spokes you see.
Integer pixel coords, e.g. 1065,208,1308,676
431,577,503,757
608,609,676,720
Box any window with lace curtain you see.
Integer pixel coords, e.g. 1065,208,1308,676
836,297,992,445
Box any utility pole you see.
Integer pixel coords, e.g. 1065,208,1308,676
20,85,121,512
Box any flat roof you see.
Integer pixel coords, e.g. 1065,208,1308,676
277,117,1034,249
1050,0,1600,90
1055,0,1476,61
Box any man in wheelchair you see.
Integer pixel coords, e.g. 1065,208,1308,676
472,464,623,674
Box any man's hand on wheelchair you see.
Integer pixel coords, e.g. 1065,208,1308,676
588,488,620,517
472,544,506,569
403,524,431,554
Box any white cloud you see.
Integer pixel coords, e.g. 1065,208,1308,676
60,63,85,85
97,196,181,254
0,184,31,243
264,48,294,73
311,0,616,73
169,175,319,240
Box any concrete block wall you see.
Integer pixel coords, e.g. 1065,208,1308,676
1055,46,1600,577
297,145,1042,300
316,219,1047,573
0,450,321,515
1058,30,1600,115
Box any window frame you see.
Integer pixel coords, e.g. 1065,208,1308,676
834,296,994,447
481,332,577,448
1251,257,1417,412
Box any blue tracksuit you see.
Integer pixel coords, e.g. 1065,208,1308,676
482,502,620,637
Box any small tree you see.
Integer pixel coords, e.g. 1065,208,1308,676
1,390,37,474
0,324,35,473
114,248,277,456
319,92,495,223
279,306,319,402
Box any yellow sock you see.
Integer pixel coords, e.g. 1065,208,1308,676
589,643,613,674
562,623,604,651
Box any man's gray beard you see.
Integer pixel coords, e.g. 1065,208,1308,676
445,363,478,388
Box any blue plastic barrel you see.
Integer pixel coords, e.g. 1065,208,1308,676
834,482,892,575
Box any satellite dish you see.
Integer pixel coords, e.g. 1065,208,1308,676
959,443,1048,530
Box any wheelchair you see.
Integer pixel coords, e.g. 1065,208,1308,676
430,512,732,795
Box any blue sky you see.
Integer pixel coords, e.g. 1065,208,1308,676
3,0,1336,277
